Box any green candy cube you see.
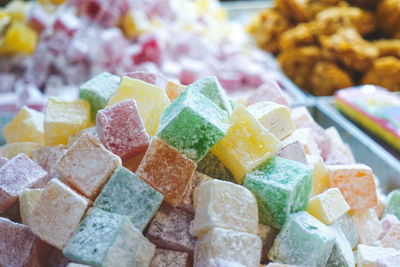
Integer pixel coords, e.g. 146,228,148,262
268,211,335,267
79,72,120,121
196,151,236,183
243,156,313,228
63,208,155,267
94,166,164,231
186,76,232,114
157,88,229,162
326,227,355,267
384,190,400,220
330,213,358,249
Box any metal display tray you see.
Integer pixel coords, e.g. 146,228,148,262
304,101,400,193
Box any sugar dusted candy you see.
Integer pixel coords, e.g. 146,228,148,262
0,153,48,213
275,141,307,164
381,222,400,250
0,22,37,55
32,145,66,178
291,106,314,128
56,133,120,200
28,179,89,250
79,72,120,121
2,106,44,144
191,179,258,236
330,213,358,249
246,81,290,108
157,86,229,162
350,208,382,245
266,264,306,267
307,188,350,225
67,263,91,267
19,188,43,225
177,171,212,214
248,101,295,140
0,142,44,159
0,157,8,167
243,156,313,228
137,137,196,207
96,99,149,162
107,76,170,136
194,227,262,267
379,214,399,240
186,76,232,114
212,105,281,183
63,208,155,267
327,164,377,210
196,152,236,183
166,80,186,101
307,155,329,197
146,204,196,257
44,97,91,146
0,217,50,267
150,249,190,267
268,211,335,266
326,226,355,267
384,189,400,219
283,128,320,157
94,165,163,231
356,244,400,267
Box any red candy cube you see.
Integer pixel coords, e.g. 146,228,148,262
96,99,150,162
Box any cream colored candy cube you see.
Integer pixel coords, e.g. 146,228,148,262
356,244,400,267
327,164,377,210
307,188,350,225
107,76,170,136
19,188,43,225
247,101,295,140
2,106,44,144
350,209,382,245
325,127,355,163
307,155,329,197
0,142,44,159
44,97,91,146
283,128,320,157
211,105,282,183
191,179,258,236
291,106,314,128
194,227,262,267
28,179,89,250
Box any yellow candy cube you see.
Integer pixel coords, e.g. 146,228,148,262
107,76,170,136
19,188,44,225
44,98,91,146
211,105,282,184
307,188,350,225
121,10,150,38
2,106,45,144
0,142,44,159
0,22,38,55
247,101,295,140
0,10,11,32
307,155,329,197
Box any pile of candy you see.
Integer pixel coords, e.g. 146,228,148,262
1,73,400,266
0,0,283,114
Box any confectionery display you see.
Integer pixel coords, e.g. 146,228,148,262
0,0,287,115
248,0,400,95
1,73,399,266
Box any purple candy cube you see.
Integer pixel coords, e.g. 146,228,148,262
276,141,308,164
0,153,48,213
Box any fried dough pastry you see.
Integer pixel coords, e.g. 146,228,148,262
275,0,342,22
310,61,354,96
315,6,377,36
362,56,400,92
279,22,319,51
247,9,291,53
278,46,323,90
377,0,400,37
374,39,400,58
320,28,378,72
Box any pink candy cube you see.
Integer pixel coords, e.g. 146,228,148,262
132,36,162,66
0,153,48,213
26,5,50,33
96,99,150,162
125,71,168,89
276,141,307,164
0,217,51,267
247,81,290,108
0,157,8,168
